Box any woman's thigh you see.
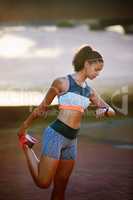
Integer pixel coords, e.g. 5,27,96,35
38,155,59,186
38,126,63,185
41,126,64,160
39,126,76,186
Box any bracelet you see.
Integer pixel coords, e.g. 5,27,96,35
99,107,109,116
104,107,109,116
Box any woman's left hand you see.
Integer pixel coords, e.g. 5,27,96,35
96,107,115,118
96,107,107,119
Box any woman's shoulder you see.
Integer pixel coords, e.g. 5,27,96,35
53,74,69,85
53,75,70,94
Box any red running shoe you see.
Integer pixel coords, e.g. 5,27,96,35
19,133,39,148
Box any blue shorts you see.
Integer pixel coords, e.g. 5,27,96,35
41,126,77,160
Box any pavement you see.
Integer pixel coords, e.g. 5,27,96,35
0,132,133,200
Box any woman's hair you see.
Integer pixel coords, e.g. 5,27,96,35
72,45,104,72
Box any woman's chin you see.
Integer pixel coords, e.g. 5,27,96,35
87,75,97,80
90,76,96,80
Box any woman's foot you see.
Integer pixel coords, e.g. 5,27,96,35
19,133,39,149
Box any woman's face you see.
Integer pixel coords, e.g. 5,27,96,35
85,61,103,80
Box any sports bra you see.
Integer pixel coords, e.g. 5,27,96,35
58,74,92,113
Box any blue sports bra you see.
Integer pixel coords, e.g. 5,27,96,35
58,74,92,113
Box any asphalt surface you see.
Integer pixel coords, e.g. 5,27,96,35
0,132,133,200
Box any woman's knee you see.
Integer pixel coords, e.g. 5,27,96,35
36,177,52,189
37,154,59,189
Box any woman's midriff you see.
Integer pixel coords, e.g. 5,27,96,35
57,109,83,129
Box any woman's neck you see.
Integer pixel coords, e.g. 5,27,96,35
72,71,87,86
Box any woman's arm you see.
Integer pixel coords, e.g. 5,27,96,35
89,88,115,118
18,78,63,136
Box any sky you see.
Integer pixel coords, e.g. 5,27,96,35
0,24,133,91
0,24,133,105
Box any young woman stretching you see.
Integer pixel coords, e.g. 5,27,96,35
18,45,115,200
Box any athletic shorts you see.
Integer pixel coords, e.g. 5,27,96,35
41,126,77,160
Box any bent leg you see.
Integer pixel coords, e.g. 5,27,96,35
23,145,39,183
51,159,75,200
23,145,59,188
22,126,63,188
38,154,59,188
22,126,77,190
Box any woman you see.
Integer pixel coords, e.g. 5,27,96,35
18,45,115,200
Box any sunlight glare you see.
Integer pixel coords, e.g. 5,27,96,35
0,33,62,59
0,91,58,106
0,34,35,58
106,25,125,34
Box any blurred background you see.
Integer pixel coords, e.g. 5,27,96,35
0,1,133,200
